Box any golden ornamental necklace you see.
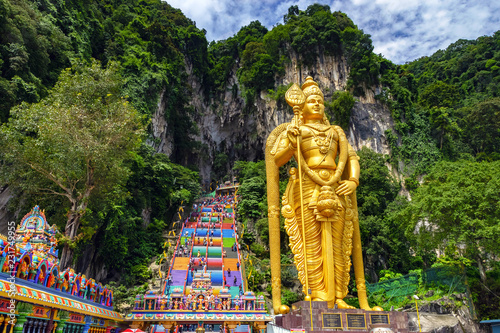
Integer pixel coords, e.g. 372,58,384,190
304,124,332,154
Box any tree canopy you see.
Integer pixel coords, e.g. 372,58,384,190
0,60,145,267
404,160,500,281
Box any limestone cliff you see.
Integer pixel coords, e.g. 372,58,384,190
406,296,486,333
152,52,394,182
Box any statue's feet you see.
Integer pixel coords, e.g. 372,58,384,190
361,305,384,311
335,299,356,309
279,304,290,314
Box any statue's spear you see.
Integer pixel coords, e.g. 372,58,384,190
284,84,311,301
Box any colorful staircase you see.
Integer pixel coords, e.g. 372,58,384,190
164,199,243,296
128,195,272,332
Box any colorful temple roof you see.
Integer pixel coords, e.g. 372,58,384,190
125,313,271,322
0,280,121,320
0,206,122,321
16,205,57,239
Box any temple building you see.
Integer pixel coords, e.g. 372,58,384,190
0,206,122,333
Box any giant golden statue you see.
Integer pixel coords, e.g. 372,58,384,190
266,77,380,314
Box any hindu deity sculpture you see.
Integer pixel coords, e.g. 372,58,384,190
159,297,167,310
266,77,381,314
79,275,87,297
28,261,37,281
18,259,29,279
38,268,45,284
89,282,97,301
59,272,69,291
46,272,56,288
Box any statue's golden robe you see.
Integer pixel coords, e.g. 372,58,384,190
265,77,378,314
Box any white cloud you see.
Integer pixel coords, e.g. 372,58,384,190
164,0,500,64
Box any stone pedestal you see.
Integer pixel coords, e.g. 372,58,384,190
276,301,410,333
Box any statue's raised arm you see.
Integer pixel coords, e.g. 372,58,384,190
265,76,381,314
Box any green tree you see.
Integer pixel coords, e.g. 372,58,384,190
419,81,460,109
237,176,266,220
325,90,355,130
0,60,145,268
355,148,418,277
459,98,500,160
0,0,71,121
283,5,299,24
234,160,266,181
405,160,500,282
357,147,400,217
239,42,276,91
428,107,461,149
213,152,229,180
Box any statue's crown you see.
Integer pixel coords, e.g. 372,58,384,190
301,76,324,99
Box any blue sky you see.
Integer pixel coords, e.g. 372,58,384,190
165,0,500,64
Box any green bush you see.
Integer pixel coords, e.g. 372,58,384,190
325,90,355,130
281,288,303,306
255,218,269,243
250,243,268,258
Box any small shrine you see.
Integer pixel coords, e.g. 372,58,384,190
0,206,122,333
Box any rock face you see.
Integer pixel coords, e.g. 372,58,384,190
406,297,486,333
0,186,13,235
349,101,393,155
152,52,394,182
0,185,24,236
151,88,174,157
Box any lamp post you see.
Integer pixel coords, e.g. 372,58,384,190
413,295,421,332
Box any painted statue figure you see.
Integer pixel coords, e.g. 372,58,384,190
266,77,381,314
46,272,55,288
38,268,45,284
28,261,37,281
18,259,29,279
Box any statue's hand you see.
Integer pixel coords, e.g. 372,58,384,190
286,124,300,148
336,180,357,196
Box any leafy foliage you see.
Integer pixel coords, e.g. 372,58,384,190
370,31,500,203
357,148,400,217
419,81,460,108
237,176,266,220
82,143,200,285
406,33,500,104
325,90,355,131
0,0,71,122
458,98,500,160
0,60,145,267
281,289,302,306
385,32,500,166
356,148,423,276
468,263,500,320
1,0,205,165
404,160,500,268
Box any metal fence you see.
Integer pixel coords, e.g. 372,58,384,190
366,273,419,304
366,265,476,318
